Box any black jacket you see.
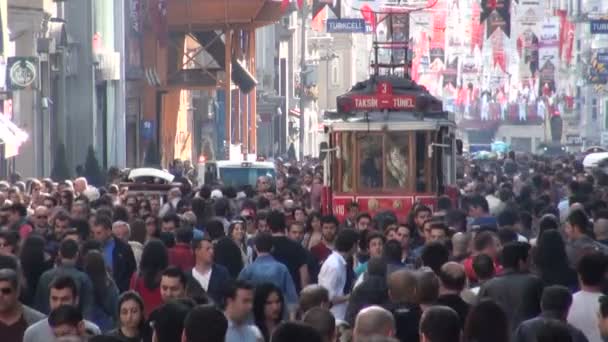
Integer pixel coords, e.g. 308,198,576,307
513,312,589,342
344,275,389,325
478,269,544,331
112,237,137,293
436,294,470,328
384,302,421,342
186,263,231,305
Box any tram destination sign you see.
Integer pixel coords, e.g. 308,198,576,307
351,94,416,110
349,81,416,110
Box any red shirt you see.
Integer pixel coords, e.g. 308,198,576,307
310,242,332,265
168,243,195,272
130,273,163,318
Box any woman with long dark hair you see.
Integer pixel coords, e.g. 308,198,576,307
463,299,510,342
254,283,285,342
228,220,253,266
107,291,149,342
304,212,322,249
533,229,578,290
83,250,119,332
129,239,167,317
19,234,52,305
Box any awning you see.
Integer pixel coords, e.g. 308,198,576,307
0,114,28,158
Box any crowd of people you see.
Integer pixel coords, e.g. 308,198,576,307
0,154,608,342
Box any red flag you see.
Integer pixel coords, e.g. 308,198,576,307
297,0,303,8
470,2,483,52
360,4,376,31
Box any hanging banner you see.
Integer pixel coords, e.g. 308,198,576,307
6,57,39,91
538,17,560,69
471,2,484,52
491,31,507,72
557,10,575,65
539,60,556,95
517,30,539,77
430,0,446,66
443,57,458,87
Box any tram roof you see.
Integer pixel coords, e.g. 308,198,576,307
323,110,455,131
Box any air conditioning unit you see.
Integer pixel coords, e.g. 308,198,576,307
94,51,121,81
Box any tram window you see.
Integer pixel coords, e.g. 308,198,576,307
385,133,409,189
341,132,353,192
358,133,383,189
416,132,427,192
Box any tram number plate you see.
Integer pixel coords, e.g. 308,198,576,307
334,204,345,217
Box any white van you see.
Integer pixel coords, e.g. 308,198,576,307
197,160,276,187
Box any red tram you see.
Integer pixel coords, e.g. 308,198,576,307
320,76,458,222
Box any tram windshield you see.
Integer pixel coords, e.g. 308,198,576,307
333,130,438,193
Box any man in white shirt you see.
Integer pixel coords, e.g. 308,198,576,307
567,252,608,342
318,229,359,321
187,236,231,305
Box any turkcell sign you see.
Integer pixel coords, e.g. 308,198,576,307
591,20,608,34
327,18,367,33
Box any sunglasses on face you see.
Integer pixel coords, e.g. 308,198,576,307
37,215,47,219
0,287,13,295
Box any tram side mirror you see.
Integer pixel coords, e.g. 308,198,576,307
319,142,329,162
456,139,463,156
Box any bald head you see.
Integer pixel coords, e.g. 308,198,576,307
595,218,608,241
451,232,469,257
388,270,417,303
438,262,466,293
354,306,395,342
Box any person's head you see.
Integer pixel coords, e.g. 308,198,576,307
293,207,307,224
58,238,80,265
467,195,489,218
175,226,194,245
451,232,469,258
303,307,336,342
268,210,287,234
0,231,18,256
474,231,499,259
228,220,246,244
540,285,572,320
566,209,590,240
33,205,49,228
353,306,395,341
288,222,305,243
112,221,130,241
117,291,145,333
182,304,228,342
577,252,608,289
270,321,323,342
48,305,86,338
428,222,449,244
192,237,214,266
144,215,160,239
356,213,372,232
161,213,181,233
7,202,27,224
367,232,385,258
50,275,79,310
0,269,20,313
387,269,418,304
298,284,330,315
335,229,359,255
500,242,531,271
321,215,339,244
472,254,495,282
395,224,411,249
53,210,72,239
438,262,466,293
419,306,460,342
254,233,274,255
150,300,195,342
414,205,432,229
224,280,255,323
253,283,284,328
140,240,169,289
417,270,440,306
160,267,187,302
599,295,608,339
91,215,113,243
420,242,450,274
463,299,510,342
